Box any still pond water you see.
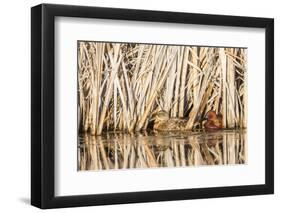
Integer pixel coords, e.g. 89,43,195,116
78,129,247,171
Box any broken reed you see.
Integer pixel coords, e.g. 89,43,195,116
78,42,247,135
78,130,247,170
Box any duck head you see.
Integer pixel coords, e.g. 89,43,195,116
204,110,217,120
150,110,169,123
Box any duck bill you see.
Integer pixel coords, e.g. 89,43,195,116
149,117,156,121
199,115,207,122
195,113,207,123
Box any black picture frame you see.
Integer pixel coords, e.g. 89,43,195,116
31,3,274,209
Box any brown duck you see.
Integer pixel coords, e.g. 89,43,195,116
203,110,223,130
151,110,189,131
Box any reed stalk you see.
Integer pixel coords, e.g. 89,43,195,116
78,42,247,135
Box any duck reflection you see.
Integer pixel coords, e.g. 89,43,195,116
78,129,247,171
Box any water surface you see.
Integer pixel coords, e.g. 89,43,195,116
78,129,247,171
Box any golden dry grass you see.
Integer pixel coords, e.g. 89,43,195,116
78,41,247,135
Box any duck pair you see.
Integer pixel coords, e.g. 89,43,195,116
151,110,222,131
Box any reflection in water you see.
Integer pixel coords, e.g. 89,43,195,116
78,130,247,171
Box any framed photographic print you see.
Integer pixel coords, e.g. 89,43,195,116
31,3,274,209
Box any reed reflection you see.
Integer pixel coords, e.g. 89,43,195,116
78,130,247,171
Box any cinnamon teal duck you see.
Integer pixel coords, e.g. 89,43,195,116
203,110,223,130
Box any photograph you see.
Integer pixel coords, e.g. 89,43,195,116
77,41,247,171
30,3,274,208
